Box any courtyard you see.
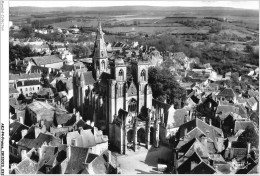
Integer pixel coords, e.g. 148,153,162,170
115,144,172,174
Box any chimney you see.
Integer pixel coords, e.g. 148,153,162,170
247,142,251,155
21,129,28,139
73,108,76,115
184,114,188,123
209,119,212,126
38,148,42,161
21,150,27,160
40,120,44,127
86,120,91,125
173,148,178,174
108,150,111,164
201,136,208,148
79,127,83,134
90,122,95,127
10,163,17,171
76,111,80,121
202,117,206,123
67,145,71,161
19,116,24,124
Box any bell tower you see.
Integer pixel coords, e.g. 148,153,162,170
93,18,108,80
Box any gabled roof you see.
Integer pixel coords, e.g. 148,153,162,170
190,161,216,174
177,118,223,143
216,88,236,97
127,81,137,96
24,55,63,66
64,146,89,174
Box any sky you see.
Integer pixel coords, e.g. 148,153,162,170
9,1,259,10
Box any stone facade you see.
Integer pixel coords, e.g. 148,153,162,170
72,21,159,153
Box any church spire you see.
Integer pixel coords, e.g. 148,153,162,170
93,18,107,59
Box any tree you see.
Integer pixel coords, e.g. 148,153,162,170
148,66,186,107
237,126,259,148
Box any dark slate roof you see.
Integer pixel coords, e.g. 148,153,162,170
65,146,89,174
9,121,29,142
86,153,98,163
15,157,38,174
17,80,41,87
17,133,61,149
217,88,235,97
190,161,216,174
234,121,255,133
9,85,19,94
24,55,63,66
9,73,41,80
190,95,200,104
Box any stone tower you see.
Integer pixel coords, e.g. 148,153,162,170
132,60,150,112
93,19,108,80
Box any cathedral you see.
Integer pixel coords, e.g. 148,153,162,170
73,20,160,154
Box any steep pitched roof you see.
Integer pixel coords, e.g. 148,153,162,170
190,161,216,174
64,146,89,174
10,121,29,142
217,88,236,97
177,118,223,143
127,81,137,96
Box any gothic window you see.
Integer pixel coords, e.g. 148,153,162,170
96,60,99,68
101,60,105,70
119,69,124,81
141,69,146,81
128,99,137,112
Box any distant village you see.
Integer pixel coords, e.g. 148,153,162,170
9,19,259,174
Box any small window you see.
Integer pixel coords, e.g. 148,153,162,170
38,87,40,90
71,139,76,146
25,88,28,91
